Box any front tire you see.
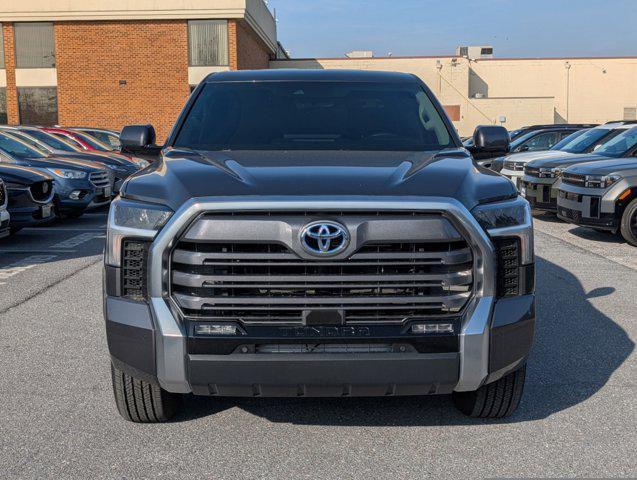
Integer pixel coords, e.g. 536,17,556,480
453,364,526,418
620,198,637,247
110,363,181,423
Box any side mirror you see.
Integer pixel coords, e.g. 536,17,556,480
120,125,162,159
468,125,510,161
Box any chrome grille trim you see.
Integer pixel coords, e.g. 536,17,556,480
0,180,6,208
147,197,499,393
89,170,111,188
561,172,586,186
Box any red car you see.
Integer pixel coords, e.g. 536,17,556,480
42,127,115,153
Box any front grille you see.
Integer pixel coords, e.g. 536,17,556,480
559,207,582,223
524,166,540,177
0,181,6,207
170,216,474,325
29,180,53,203
561,172,586,186
90,170,111,188
122,240,150,300
256,344,395,354
504,160,524,171
495,238,520,297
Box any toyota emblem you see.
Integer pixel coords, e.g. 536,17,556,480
300,221,349,256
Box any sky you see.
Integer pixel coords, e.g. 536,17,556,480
267,0,637,58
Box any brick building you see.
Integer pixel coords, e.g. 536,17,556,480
0,0,282,140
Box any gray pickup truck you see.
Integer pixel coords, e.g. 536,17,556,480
104,69,535,422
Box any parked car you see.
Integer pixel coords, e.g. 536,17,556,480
508,123,597,141
0,177,9,238
106,69,534,422
0,131,114,219
72,127,121,149
499,122,632,184
3,127,145,192
470,125,590,169
556,157,637,245
521,125,637,211
0,164,55,232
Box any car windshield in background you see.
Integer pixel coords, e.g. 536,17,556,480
509,130,540,150
0,133,48,160
73,131,112,151
174,81,454,151
594,127,637,157
26,130,78,152
550,129,588,151
553,127,619,153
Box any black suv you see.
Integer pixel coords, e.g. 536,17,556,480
105,70,535,422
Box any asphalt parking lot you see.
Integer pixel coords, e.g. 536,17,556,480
0,210,635,479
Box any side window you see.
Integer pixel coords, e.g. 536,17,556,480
522,132,560,151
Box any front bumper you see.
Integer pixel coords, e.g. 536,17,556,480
105,293,534,396
7,188,55,227
104,196,535,396
521,175,558,211
55,178,112,214
556,180,623,230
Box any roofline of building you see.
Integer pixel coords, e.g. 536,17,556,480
272,54,637,62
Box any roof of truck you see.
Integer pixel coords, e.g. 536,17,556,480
204,69,419,83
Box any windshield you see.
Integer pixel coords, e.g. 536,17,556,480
174,81,454,151
550,129,588,151
25,129,78,152
73,131,112,151
509,130,540,150
0,133,48,160
5,131,48,151
594,127,637,157
552,128,617,153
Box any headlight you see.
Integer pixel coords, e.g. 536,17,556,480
472,196,533,265
105,197,173,266
584,174,621,189
472,196,530,230
47,168,87,179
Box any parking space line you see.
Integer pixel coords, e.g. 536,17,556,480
51,233,104,249
0,249,77,254
23,227,106,232
0,255,58,286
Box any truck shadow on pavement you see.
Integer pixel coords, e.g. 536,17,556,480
176,255,634,425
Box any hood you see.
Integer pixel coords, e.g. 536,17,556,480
564,157,637,176
14,155,105,172
122,149,516,212
54,151,137,170
527,153,612,169
0,163,54,186
503,150,576,164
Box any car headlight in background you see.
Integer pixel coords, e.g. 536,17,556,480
584,174,620,189
472,196,533,265
105,197,173,266
46,168,87,179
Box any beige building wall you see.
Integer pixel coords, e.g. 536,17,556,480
272,56,637,137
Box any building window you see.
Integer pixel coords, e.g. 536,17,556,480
0,88,7,124
188,20,228,66
14,22,55,68
18,87,58,125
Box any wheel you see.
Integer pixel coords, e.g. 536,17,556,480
110,362,181,423
453,364,526,418
620,198,637,247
